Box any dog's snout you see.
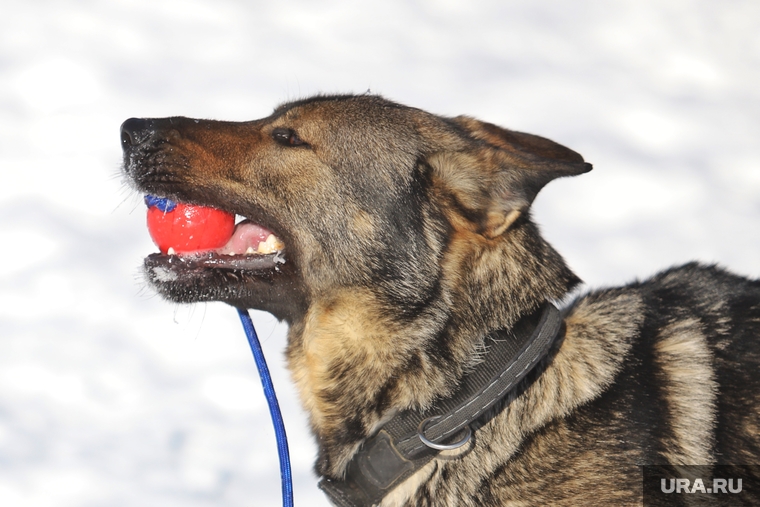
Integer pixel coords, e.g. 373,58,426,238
120,117,154,150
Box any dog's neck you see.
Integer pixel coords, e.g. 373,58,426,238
285,218,580,479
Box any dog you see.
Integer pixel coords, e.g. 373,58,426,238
121,94,760,506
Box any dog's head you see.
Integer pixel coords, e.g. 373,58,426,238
121,94,590,325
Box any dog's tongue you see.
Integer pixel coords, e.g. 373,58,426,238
145,196,281,256
216,221,279,255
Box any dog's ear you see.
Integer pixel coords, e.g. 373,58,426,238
428,116,592,238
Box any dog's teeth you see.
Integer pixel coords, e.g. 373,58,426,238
245,247,255,255
167,247,176,255
257,234,284,254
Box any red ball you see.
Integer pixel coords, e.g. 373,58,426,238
146,202,235,254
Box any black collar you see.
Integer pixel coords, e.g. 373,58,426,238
319,302,563,507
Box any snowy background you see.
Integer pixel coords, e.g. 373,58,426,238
1,1,759,506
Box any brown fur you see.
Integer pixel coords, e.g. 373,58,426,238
122,94,760,505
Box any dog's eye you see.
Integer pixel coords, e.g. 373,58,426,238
272,128,306,147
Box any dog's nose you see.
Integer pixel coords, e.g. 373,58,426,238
120,117,153,150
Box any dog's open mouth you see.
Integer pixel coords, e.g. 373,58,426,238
144,214,287,285
139,198,301,311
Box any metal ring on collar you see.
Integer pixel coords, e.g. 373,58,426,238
417,416,472,451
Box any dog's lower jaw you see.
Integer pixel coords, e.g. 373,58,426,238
143,253,310,322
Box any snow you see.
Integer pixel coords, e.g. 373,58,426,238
1,1,758,505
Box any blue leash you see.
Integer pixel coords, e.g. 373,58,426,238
237,308,294,507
